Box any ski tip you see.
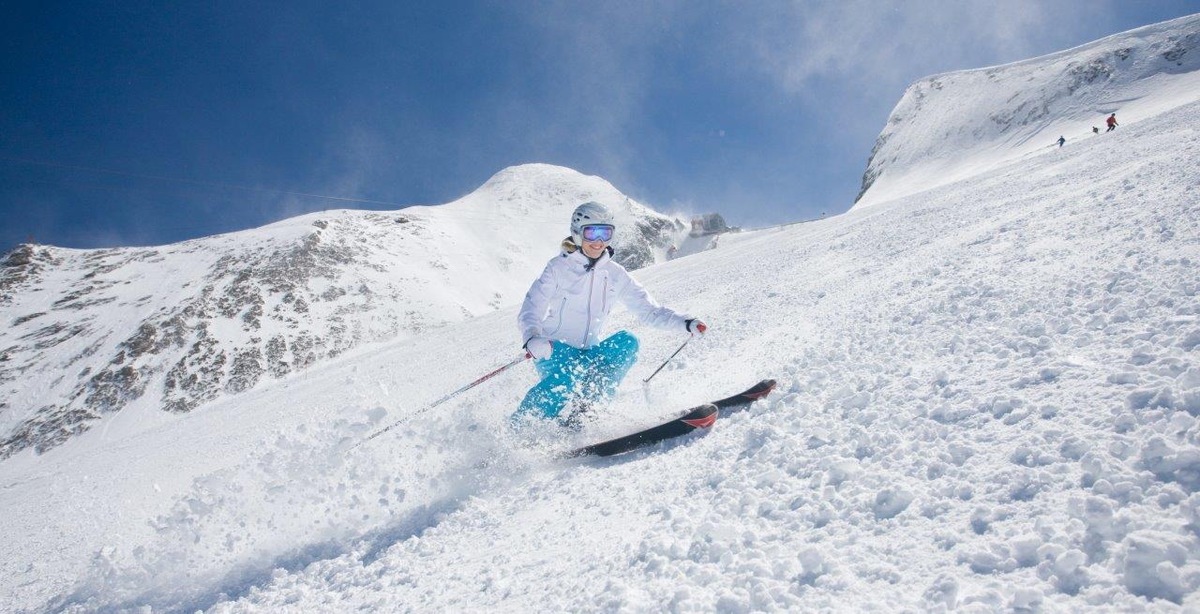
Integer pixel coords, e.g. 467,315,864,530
745,379,777,399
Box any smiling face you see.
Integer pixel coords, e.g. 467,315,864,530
582,238,607,258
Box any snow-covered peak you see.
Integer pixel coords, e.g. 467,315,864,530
446,163,682,268
0,164,686,460
467,163,622,206
854,13,1200,209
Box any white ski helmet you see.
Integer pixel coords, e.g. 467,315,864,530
570,201,616,244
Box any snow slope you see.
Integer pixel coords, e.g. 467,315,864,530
854,12,1200,209
0,164,688,460
2,89,1198,613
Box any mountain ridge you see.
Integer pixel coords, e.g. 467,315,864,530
0,164,689,459
854,12,1200,208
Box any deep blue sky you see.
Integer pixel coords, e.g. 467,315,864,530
2,1,1197,252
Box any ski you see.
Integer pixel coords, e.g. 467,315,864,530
563,379,776,458
563,403,718,458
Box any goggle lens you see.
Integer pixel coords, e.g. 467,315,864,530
582,225,614,242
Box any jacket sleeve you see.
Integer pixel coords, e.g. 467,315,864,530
616,267,690,331
517,259,560,344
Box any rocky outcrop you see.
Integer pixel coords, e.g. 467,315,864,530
0,164,690,459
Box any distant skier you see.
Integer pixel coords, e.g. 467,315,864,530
1092,126,1100,134
514,202,706,428
1106,113,1118,132
1057,136,1066,147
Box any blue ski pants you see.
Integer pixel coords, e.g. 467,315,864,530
514,330,639,421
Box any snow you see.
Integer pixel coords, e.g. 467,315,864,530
3,15,1200,614
854,13,1200,210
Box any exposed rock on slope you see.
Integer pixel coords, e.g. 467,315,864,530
0,164,687,458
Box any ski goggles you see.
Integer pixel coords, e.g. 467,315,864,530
580,225,614,242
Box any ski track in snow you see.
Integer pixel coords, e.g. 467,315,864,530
4,54,1200,614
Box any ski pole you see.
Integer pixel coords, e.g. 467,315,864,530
643,337,691,384
353,352,529,449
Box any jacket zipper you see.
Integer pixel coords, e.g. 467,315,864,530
583,267,595,346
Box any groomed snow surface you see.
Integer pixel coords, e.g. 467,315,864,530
4,98,1200,614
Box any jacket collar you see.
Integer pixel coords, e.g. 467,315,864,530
560,237,613,268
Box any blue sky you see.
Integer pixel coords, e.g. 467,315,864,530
2,1,1197,252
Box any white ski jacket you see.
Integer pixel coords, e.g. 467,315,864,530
518,243,689,349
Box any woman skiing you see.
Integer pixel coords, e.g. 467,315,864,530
514,202,706,427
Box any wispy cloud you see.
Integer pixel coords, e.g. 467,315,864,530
470,1,1127,208
720,1,1116,96
238,0,1155,232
